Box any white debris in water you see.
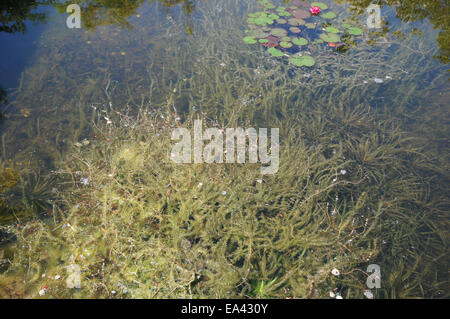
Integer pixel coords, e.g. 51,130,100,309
39,288,47,296
256,179,263,184
374,78,384,83
335,294,343,299
329,291,336,298
331,268,340,276
55,275,61,280
81,178,89,185
221,191,227,195
340,169,347,175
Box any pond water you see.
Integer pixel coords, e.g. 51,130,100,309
0,0,448,299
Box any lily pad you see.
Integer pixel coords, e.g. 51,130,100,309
311,2,328,10
268,47,284,57
249,29,269,38
320,33,340,42
243,36,257,44
348,27,363,35
292,9,311,19
293,37,308,45
289,26,301,33
321,11,336,19
270,28,288,37
260,1,276,9
278,11,292,17
288,18,306,26
255,16,275,25
292,0,311,8
290,55,316,67
277,18,287,24
259,39,269,43
280,41,293,48
305,22,316,29
325,26,340,33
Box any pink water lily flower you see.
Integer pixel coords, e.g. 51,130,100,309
310,6,321,15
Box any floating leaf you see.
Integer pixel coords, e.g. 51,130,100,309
280,41,293,48
321,11,336,19
305,22,316,29
320,33,340,42
293,37,308,45
266,35,280,42
259,39,269,43
249,29,269,38
262,41,279,48
277,18,287,24
288,18,306,26
289,27,301,33
325,26,339,33
311,2,328,10
292,9,311,19
348,27,363,35
260,1,276,9
243,36,257,44
270,28,288,37
292,0,311,8
255,16,274,25
268,47,284,57
278,11,292,17
290,55,315,67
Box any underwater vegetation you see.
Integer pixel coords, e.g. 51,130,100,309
0,0,448,299
0,95,448,298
